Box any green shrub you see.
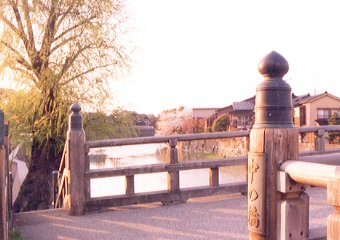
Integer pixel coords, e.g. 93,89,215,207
212,114,230,132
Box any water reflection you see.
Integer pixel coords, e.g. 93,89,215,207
89,143,246,198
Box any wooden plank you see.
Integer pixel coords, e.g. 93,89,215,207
327,181,340,207
327,212,340,240
277,197,308,239
85,157,247,179
85,182,247,211
249,128,265,153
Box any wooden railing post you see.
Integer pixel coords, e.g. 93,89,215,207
315,129,326,152
167,138,179,192
67,103,85,215
327,180,340,239
125,175,135,195
161,138,187,205
248,52,305,239
0,110,8,240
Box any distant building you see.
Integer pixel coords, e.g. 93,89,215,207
195,91,340,132
293,91,340,127
192,108,220,120
207,96,255,130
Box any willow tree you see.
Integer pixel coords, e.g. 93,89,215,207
0,0,131,211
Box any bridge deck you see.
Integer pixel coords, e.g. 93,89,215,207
15,187,329,240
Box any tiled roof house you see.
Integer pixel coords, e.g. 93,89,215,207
293,91,340,127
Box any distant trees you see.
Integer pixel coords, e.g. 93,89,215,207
192,118,206,133
131,112,157,127
157,107,193,135
328,113,340,143
0,0,132,211
212,114,230,132
83,110,137,141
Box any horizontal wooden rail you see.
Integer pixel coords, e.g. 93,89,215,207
85,156,247,179
85,182,247,211
86,131,250,148
280,160,340,187
299,148,340,157
298,125,340,133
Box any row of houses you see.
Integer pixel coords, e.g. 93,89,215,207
193,91,340,131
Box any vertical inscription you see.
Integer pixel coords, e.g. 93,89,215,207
247,152,266,235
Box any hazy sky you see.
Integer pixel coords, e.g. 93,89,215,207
110,0,340,115
1,1,339,115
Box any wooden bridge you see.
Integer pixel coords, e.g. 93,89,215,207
2,51,340,239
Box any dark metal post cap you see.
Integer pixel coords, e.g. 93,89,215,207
253,51,294,129
70,103,81,114
69,103,83,130
258,51,289,78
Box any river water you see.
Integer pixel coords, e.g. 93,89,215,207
89,143,246,198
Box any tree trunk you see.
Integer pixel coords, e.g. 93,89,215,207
13,136,61,212
13,89,65,212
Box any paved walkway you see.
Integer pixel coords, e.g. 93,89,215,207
15,187,330,240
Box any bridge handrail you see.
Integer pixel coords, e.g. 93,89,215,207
280,160,340,188
298,125,340,133
85,130,250,148
85,125,340,150
63,102,340,219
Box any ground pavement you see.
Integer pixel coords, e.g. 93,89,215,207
15,187,330,240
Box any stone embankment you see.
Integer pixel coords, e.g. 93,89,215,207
178,137,247,158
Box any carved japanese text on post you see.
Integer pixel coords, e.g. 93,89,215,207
247,152,266,235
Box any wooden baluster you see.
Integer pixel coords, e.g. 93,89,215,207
209,167,219,187
125,175,135,195
315,129,325,152
168,138,179,192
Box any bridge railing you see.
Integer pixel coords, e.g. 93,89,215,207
299,125,340,156
84,131,249,212
64,104,250,214
60,102,340,217
54,51,340,240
